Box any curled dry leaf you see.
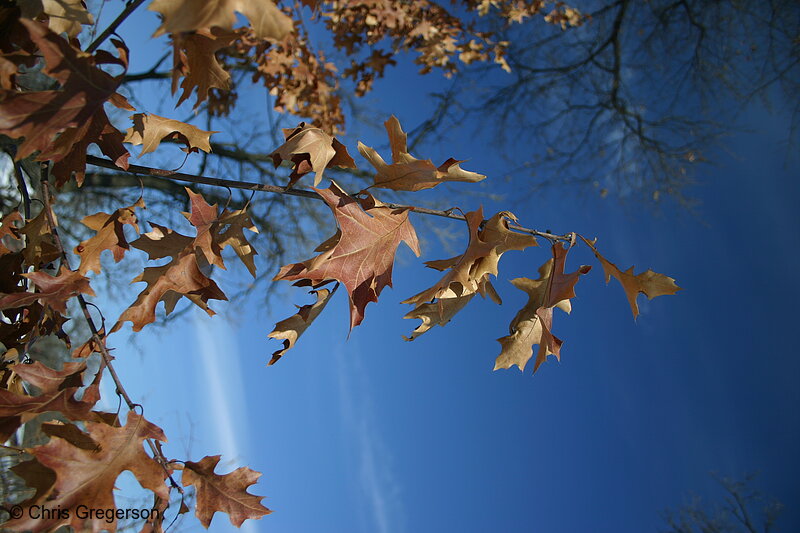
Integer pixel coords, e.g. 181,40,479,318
74,198,145,275
358,115,486,191
18,0,95,37
404,209,538,304
124,113,217,156
19,209,60,267
579,235,680,318
2,412,170,533
0,211,23,256
268,286,335,364
182,455,272,528
270,122,356,187
275,182,420,329
172,27,238,108
149,0,293,41
0,265,95,315
494,243,591,373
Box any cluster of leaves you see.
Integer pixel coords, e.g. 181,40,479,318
0,1,678,531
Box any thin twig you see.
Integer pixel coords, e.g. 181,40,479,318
86,0,148,53
38,162,184,495
85,156,573,242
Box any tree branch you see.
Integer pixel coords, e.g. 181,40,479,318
85,156,572,242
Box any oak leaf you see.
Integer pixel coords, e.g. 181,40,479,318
275,182,420,329
579,235,680,318
2,412,169,533
268,286,335,364
0,20,126,160
403,209,538,304
182,455,272,528
0,361,100,440
74,198,145,275
495,244,591,373
149,0,293,41
402,293,474,341
0,265,94,314
358,116,486,191
19,209,60,267
172,27,237,108
124,113,217,156
270,123,356,187
18,0,95,37
0,211,23,256
113,223,227,332
217,207,259,277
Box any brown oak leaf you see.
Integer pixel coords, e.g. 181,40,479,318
2,412,169,533
0,20,126,160
579,235,680,318
495,243,591,373
268,286,335,364
172,27,238,108
124,113,217,156
149,0,293,41
270,122,356,187
18,0,95,37
358,115,486,191
0,265,94,314
217,207,259,277
74,198,145,275
19,209,60,267
182,455,272,528
113,223,227,332
275,182,420,329
0,211,23,256
403,209,537,304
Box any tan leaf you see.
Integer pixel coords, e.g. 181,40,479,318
3,413,169,532
495,244,590,373
19,209,60,267
124,113,216,156
172,28,237,108
218,208,259,277
149,0,293,41
358,115,486,191
274,182,420,329
0,211,23,256
270,122,356,187
182,455,271,528
403,209,537,304
74,198,145,275
580,235,680,318
18,0,95,38
402,293,474,341
0,266,95,315
268,287,334,364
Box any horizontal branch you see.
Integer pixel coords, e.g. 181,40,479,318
85,156,571,242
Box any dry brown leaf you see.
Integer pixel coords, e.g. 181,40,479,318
403,209,537,304
18,0,95,37
579,235,680,318
172,27,237,108
19,209,60,267
268,287,334,364
217,208,259,277
74,198,145,275
149,0,293,41
495,244,590,373
0,266,95,315
270,123,356,187
2,413,169,532
275,182,420,329
0,212,23,256
403,293,474,341
125,113,216,156
358,115,486,191
182,455,272,528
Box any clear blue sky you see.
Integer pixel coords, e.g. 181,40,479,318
95,7,800,533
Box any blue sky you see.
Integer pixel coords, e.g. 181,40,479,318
86,6,800,533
